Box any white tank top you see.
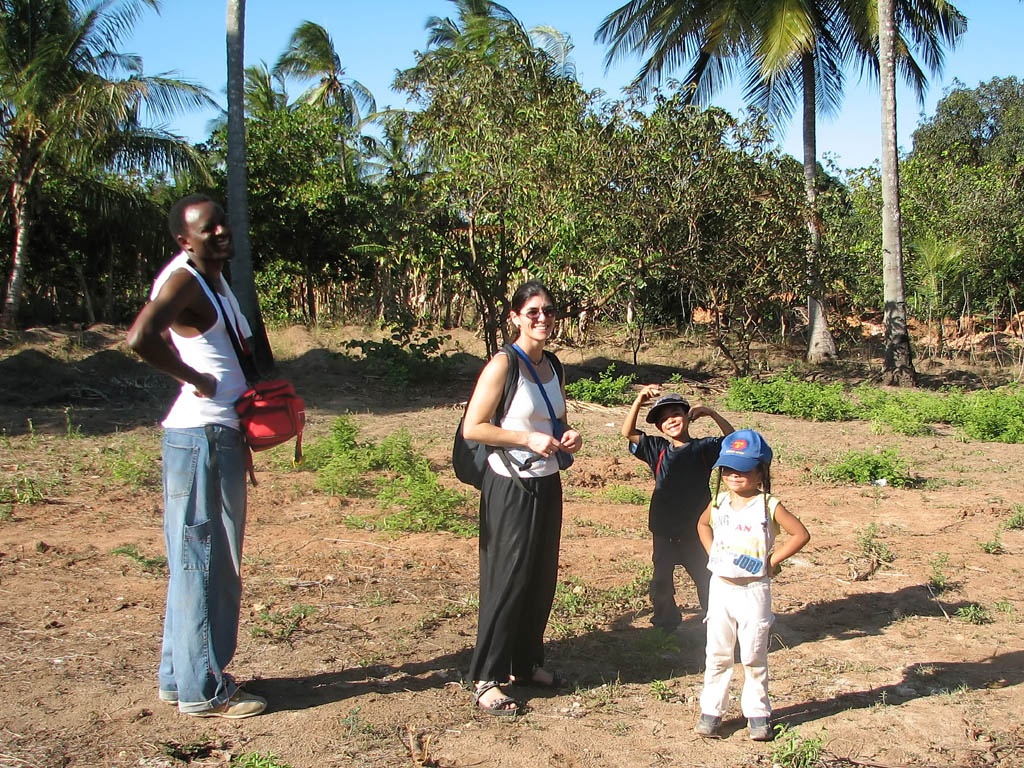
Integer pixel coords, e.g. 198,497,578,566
149,253,250,430
487,357,564,478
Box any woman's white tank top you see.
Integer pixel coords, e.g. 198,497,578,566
487,357,564,478
150,254,249,429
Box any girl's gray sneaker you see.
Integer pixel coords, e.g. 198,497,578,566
748,717,773,741
694,714,721,736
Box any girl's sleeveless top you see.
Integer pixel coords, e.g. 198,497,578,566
707,492,782,579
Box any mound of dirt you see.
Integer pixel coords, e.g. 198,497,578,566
0,349,79,405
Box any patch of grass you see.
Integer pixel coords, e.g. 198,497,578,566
979,530,1004,554
769,725,825,768
993,600,1015,616
824,448,913,488
1004,505,1024,530
955,603,992,625
956,386,1024,443
602,485,648,505
565,364,637,406
102,444,159,489
232,753,294,768
251,603,317,640
549,571,651,639
0,477,45,504
415,597,477,633
112,544,167,573
307,417,476,535
0,503,13,522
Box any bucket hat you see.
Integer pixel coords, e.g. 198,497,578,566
712,429,773,472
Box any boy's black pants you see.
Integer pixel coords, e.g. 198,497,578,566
649,533,711,629
469,470,562,683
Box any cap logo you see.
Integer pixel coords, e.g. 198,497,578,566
729,439,748,451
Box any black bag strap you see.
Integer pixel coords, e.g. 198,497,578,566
186,260,259,384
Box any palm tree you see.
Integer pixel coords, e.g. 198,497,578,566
274,20,375,126
225,0,273,371
595,0,963,365
877,0,912,384
0,0,212,328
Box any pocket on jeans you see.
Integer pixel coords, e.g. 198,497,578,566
165,444,199,500
183,520,211,571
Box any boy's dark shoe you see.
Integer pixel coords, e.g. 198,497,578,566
694,714,721,736
748,717,773,741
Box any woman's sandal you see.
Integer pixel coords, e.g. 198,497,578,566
473,681,520,717
511,666,565,689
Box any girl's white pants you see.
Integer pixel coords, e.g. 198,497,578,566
699,574,773,718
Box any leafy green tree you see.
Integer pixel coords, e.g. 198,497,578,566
0,0,211,328
396,29,597,354
596,0,964,365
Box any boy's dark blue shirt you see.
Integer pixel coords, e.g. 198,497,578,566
630,432,724,538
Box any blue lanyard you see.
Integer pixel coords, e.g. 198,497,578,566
510,344,562,438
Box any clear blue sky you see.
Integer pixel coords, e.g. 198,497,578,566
126,0,1022,171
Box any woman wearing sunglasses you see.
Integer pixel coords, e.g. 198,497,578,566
461,280,582,716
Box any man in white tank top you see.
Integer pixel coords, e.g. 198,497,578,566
127,195,266,719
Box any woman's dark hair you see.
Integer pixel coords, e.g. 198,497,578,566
509,280,554,313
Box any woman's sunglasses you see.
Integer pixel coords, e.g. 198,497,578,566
520,305,557,320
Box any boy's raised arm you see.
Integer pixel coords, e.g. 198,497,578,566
622,384,661,444
688,405,734,437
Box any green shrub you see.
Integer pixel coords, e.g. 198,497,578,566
769,725,824,768
726,373,856,421
566,364,637,406
825,448,913,487
955,386,1024,443
955,603,992,625
344,329,453,392
375,464,476,536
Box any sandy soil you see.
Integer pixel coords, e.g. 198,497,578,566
1,325,1022,768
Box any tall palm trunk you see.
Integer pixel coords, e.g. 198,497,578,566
2,179,31,328
802,53,837,363
226,0,273,371
878,0,916,385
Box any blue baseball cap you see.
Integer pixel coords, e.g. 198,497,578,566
713,429,773,472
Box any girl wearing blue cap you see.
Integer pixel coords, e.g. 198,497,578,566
694,430,809,741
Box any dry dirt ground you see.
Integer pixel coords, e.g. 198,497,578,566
1,325,1023,768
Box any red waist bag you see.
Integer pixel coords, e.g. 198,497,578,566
235,379,305,484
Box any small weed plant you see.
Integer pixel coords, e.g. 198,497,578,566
231,753,294,768
103,444,159,489
825,448,913,487
955,603,992,625
565,364,637,406
769,725,825,768
856,523,896,566
0,477,45,504
251,604,317,640
550,571,651,638
112,544,167,573
649,679,674,702
927,553,951,592
978,530,1003,554
1005,505,1024,530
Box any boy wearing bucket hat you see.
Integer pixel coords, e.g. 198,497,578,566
694,430,809,741
621,385,734,630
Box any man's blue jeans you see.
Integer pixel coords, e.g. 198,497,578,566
158,425,247,713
